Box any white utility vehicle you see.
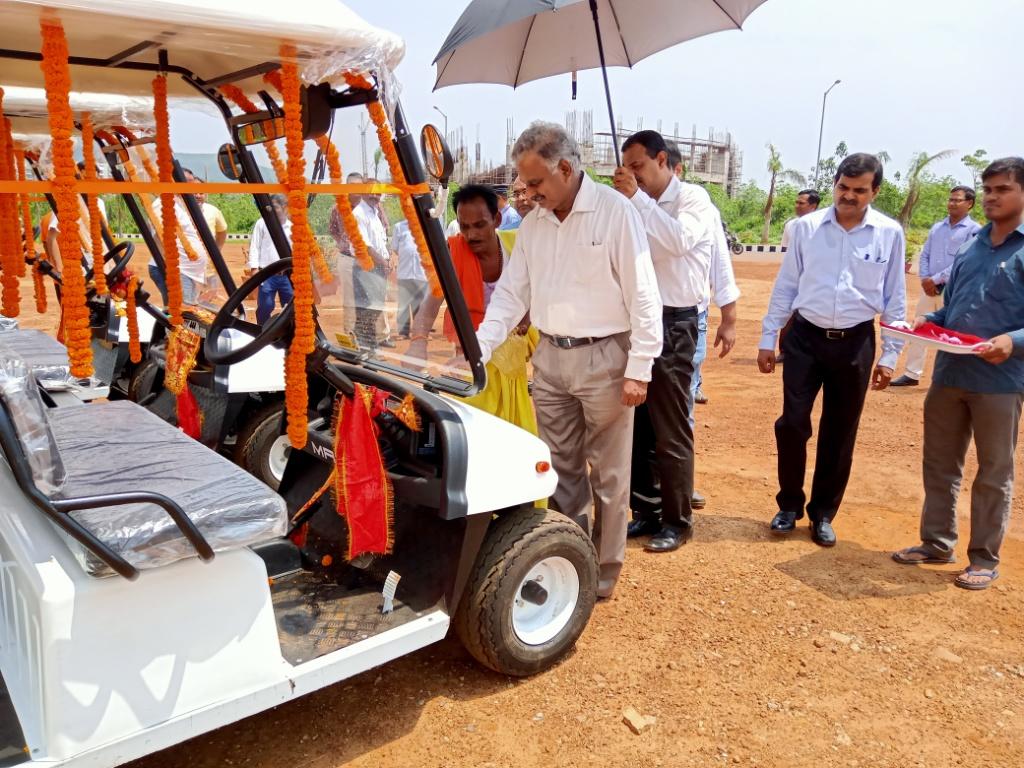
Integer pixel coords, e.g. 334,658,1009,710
0,2,600,767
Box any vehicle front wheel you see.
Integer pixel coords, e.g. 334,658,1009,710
235,402,289,490
454,508,598,677
730,241,744,255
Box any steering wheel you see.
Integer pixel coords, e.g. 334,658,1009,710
84,241,135,297
204,258,295,366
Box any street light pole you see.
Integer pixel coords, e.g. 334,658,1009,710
813,79,841,186
433,106,448,141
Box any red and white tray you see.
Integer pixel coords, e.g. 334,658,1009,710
881,322,987,354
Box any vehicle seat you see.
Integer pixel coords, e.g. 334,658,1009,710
0,352,287,577
0,329,71,382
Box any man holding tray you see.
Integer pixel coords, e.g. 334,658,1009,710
893,157,1024,590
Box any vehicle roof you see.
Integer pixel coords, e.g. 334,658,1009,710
0,0,405,95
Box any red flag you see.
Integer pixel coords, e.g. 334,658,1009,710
333,385,394,559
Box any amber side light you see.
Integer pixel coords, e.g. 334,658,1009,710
535,461,551,473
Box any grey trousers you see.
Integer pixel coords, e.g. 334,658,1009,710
920,385,1023,569
532,333,634,598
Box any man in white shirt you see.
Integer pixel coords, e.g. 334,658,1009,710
391,218,428,337
758,153,906,546
780,189,821,249
146,167,207,306
350,174,391,351
776,189,821,362
891,185,981,386
614,131,713,553
475,121,662,600
245,194,293,324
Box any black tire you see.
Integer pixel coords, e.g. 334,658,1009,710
235,401,288,490
126,357,162,403
454,508,598,677
730,241,744,255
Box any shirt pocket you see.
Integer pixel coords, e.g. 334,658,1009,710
987,263,1020,301
572,243,612,286
847,251,888,292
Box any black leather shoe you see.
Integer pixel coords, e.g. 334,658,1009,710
627,518,661,538
644,526,691,553
770,510,799,534
811,520,837,547
691,491,706,510
890,374,919,387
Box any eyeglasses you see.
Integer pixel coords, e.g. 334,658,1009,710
948,197,970,204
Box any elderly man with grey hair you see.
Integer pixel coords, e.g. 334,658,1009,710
475,121,663,600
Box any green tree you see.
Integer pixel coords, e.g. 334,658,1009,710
373,148,384,179
961,149,988,187
761,144,805,243
898,150,955,228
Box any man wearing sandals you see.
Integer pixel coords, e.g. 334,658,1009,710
894,157,1024,590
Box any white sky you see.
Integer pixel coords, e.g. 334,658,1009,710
171,0,1022,188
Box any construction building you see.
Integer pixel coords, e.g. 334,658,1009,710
448,109,743,197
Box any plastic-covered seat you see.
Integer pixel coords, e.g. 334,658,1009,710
0,316,18,332
47,401,288,576
0,329,70,382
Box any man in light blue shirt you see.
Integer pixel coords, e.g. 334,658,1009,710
891,186,981,386
495,185,522,230
758,153,906,546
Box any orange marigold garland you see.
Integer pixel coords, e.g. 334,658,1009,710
32,263,47,314
15,149,33,268
80,113,107,296
152,74,184,326
40,21,91,374
314,134,372,272
113,126,199,263
344,73,441,298
125,275,142,363
0,98,22,315
281,45,315,450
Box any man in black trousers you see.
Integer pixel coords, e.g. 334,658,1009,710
614,130,715,552
757,154,906,546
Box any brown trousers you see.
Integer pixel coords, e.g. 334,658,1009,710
532,333,634,597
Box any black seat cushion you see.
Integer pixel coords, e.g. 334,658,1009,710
48,401,287,576
0,330,70,382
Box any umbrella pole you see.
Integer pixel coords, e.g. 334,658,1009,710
588,0,621,167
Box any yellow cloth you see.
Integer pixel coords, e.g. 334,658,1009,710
465,326,546,509
465,326,539,437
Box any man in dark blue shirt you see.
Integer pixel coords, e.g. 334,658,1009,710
893,157,1024,590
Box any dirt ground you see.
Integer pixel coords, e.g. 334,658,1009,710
18,255,1024,767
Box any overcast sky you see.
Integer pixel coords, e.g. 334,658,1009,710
173,0,1021,188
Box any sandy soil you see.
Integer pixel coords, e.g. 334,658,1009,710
18,255,1023,767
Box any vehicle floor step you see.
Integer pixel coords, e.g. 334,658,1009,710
269,570,439,665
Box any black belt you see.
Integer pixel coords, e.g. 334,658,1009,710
794,311,873,340
663,305,698,319
542,332,609,350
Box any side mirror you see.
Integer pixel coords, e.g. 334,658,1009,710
217,143,243,180
420,124,454,188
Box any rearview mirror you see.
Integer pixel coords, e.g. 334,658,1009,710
420,124,454,187
217,143,242,181
237,116,286,147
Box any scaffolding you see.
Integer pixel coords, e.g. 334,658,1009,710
448,110,743,197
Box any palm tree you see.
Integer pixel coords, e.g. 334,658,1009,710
372,148,384,179
762,144,805,243
898,149,955,228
